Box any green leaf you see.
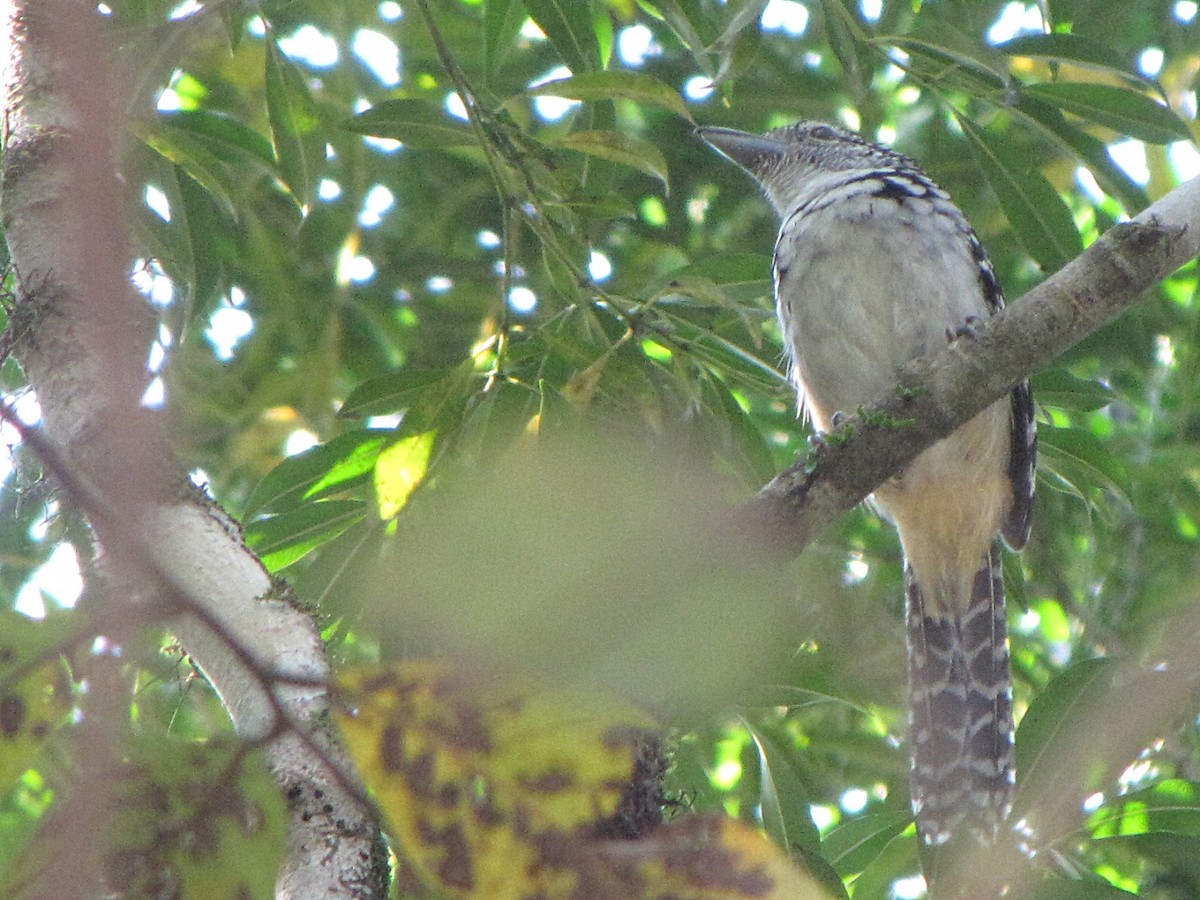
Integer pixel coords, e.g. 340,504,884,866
1014,657,1118,817
709,5,764,89
1031,369,1116,412
338,365,474,420
1022,880,1138,899
887,36,1009,94
714,0,770,53
1022,83,1190,144
553,130,671,190
641,0,715,76
1037,426,1130,510
820,809,911,877
157,110,277,167
244,499,368,571
138,124,240,222
730,721,846,898
218,0,253,52
841,824,919,900
997,34,1137,79
522,0,600,73
264,39,323,206
1013,94,1150,213
744,723,822,857
345,99,477,148
558,191,638,221
374,431,436,519
649,253,773,305
1090,780,1200,839
484,0,526,76
698,370,778,482
524,71,693,121
243,431,388,516
957,115,1082,273
455,379,541,458
819,0,871,98
653,306,791,394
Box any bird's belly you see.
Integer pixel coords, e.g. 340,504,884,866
774,209,1013,609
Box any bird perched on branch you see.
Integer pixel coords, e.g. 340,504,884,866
697,121,1036,850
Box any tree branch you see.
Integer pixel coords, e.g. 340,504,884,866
740,175,1200,555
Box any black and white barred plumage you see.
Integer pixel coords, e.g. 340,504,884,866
698,121,1036,847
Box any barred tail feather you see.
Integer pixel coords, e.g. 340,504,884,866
906,544,1014,846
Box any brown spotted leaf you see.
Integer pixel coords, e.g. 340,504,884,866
337,662,832,898
338,662,659,897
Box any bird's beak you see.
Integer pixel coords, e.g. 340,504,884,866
694,126,787,173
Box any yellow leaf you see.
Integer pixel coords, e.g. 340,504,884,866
622,815,835,899
374,431,434,519
337,663,832,898
337,662,657,898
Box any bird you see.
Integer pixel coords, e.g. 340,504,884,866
696,121,1036,849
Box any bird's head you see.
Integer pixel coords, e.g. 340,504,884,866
696,121,915,216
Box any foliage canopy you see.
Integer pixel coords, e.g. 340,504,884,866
2,0,1200,897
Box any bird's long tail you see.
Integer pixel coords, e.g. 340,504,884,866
906,544,1014,846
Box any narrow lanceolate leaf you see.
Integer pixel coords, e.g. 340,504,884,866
957,116,1082,273
483,0,526,76
243,430,388,516
715,0,770,48
338,364,476,420
1013,95,1150,213
554,130,670,190
1013,657,1118,817
138,125,240,222
820,0,870,96
1090,780,1200,839
374,431,435,519
244,499,368,571
524,71,693,121
745,724,822,857
522,0,600,73
1030,369,1116,412
1022,82,1190,144
1037,426,1130,510
642,0,714,76
820,809,911,878
264,39,323,207
346,99,477,148
709,10,763,89
157,109,277,167
885,36,1008,94
996,34,1138,82
744,723,848,897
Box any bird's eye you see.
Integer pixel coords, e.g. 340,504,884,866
808,125,839,141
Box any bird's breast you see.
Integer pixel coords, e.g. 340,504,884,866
773,193,988,427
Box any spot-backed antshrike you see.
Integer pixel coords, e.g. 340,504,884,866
697,122,1036,846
